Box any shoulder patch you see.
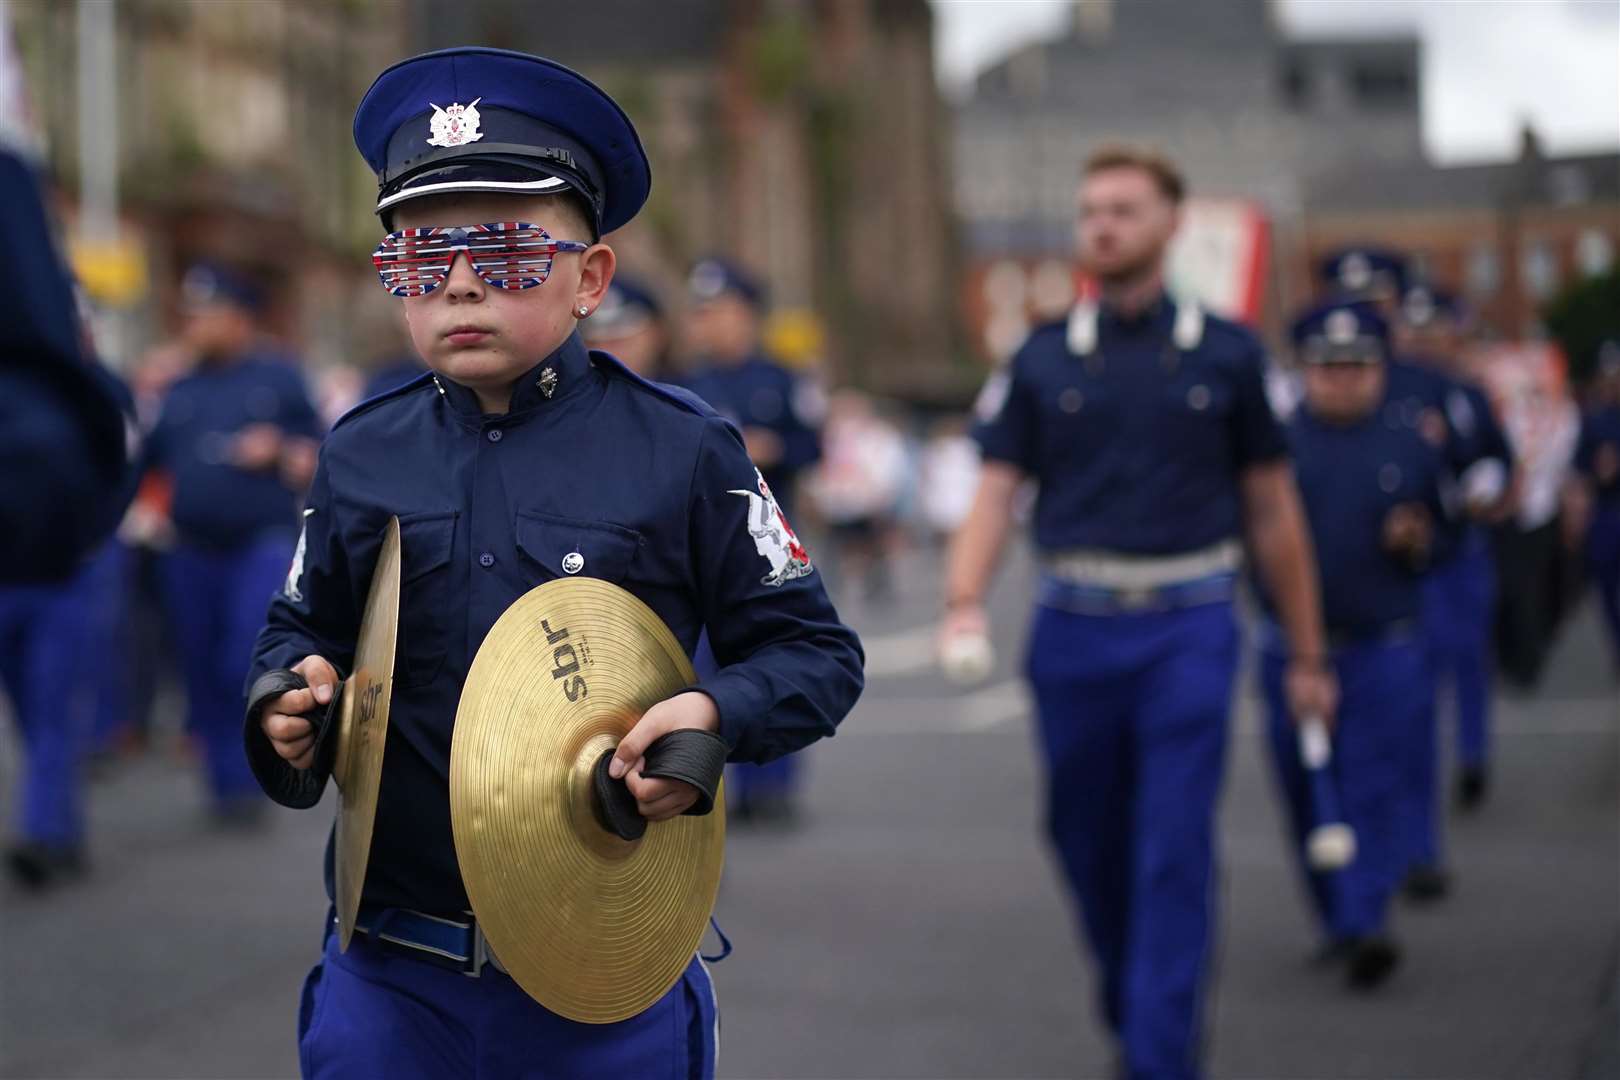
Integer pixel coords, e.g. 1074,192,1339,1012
331,370,436,432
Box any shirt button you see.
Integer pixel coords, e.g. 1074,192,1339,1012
479,552,495,568
487,429,503,443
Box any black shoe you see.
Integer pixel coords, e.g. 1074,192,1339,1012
1456,765,1489,811
1346,935,1402,989
730,792,799,829
1403,865,1452,903
5,843,86,890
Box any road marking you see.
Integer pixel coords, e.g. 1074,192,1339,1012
858,624,942,679
847,682,1618,738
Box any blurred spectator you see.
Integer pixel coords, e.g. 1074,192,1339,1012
1493,365,1582,688
918,416,982,543
806,391,910,603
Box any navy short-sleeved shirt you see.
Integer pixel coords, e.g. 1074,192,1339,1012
974,298,1287,555
680,355,820,512
1385,357,1514,559
1279,395,1447,637
1577,405,1620,506
247,332,863,915
145,353,321,549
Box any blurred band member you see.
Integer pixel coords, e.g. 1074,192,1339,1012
680,258,822,824
581,274,669,380
143,264,321,823
1574,343,1620,673
944,146,1332,1080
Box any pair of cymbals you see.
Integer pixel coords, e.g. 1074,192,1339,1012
328,533,722,1024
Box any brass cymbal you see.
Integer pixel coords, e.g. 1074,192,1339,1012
333,515,401,951
450,577,725,1024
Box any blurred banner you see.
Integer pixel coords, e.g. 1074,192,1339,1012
1165,198,1269,324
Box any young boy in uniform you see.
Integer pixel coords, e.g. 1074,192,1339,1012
243,47,864,1077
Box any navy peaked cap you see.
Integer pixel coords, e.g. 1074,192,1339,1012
353,47,651,235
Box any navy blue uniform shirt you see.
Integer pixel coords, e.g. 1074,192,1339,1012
0,149,131,581
1385,357,1513,560
680,355,820,513
145,353,321,549
1280,392,1447,637
247,332,863,915
975,298,1287,554
1577,405,1620,506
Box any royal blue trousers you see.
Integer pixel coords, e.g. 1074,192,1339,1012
1588,505,1620,669
160,534,292,804
298,924,718,1079
1026,599,1238,1080
1260,637,1425,942
0,548,110,847
1422,541,1496,771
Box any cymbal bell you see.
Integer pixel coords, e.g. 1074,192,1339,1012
332,515,401,950
450,577,724,1023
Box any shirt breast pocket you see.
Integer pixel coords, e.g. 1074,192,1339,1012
514,511,643,586
396,511,457,690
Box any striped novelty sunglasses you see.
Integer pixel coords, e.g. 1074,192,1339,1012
372,222,589,298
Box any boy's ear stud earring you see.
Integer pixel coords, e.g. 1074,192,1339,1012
578,306,589,317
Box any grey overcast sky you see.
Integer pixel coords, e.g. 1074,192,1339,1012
930,0,1620,164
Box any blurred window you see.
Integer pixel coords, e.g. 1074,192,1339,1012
1350,63,1414,109
1280,62,1311,108
1548,166,1590,206
1466,244,1501,296
1521,240,1559,300
1576,228,1615,277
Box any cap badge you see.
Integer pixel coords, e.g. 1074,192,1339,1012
427,99,483,148
1340,252,1372,291
1324,309,1359,346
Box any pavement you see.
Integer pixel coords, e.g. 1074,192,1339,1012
1,543,1616,1080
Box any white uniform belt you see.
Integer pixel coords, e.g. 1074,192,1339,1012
1042,539,1243,591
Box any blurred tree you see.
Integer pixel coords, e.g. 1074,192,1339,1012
1543,267,1620,386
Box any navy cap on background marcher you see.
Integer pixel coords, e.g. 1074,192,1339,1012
180,262,263,314
688,257,766,308
1318,247,1409,301
1291,301,1391,364
583,275,663,339
352,47,651,235
1399,286,1466,329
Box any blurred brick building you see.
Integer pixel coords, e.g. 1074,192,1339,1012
14,0,960,397
952,0,1619,358
1300,127,1620,339
11,0,409,368
401,0,959,398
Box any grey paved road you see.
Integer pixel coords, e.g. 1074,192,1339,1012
2,546,1615,1079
